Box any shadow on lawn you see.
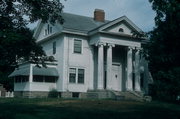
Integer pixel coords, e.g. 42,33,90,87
0,99,180,119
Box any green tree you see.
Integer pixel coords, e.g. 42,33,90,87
147,0,180,101
0,0,64,90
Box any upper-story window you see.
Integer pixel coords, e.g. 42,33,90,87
45,24,52,36
53,41,56,55
119,28,124,32
74,39,82,54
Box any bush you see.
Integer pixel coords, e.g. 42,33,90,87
48,89,58,98
151,67,180,102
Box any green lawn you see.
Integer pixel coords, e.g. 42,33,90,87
0,98,179,119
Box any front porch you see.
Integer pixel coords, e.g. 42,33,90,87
92,42,146,93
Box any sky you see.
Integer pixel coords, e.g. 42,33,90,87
60,0,156,32
28,0,156,32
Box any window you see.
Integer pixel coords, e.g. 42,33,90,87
44,24,53,36
72,92,79,98
50,26,52,34
45,29,47,35
53,41,56,54
45,76,57,83
78,69,84,83
33,75,44,82
119,28,124,32
74,39,82,53
69,68,76,83
33,75,57,83
15,76,29,83
69,68,85,84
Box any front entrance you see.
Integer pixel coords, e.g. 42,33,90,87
109,64,122,91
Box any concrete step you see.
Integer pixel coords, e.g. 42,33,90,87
111,91,145,101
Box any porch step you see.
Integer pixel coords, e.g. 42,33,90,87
111,91,145,101
86,90,151,101
86,90,115,99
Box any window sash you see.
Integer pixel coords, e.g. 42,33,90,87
78,69,84,84
69,68,76,83
74,39,82,53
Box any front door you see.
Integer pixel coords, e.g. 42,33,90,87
111,64,122,91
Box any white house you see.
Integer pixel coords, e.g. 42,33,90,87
9,9,152,98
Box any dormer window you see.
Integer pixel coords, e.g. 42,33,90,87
119,28,124,32
45,24,52,35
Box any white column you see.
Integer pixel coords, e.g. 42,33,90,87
29,64,33,83
106,44,115,90
126,47,133,91
97,43,105,89
135,49,141,91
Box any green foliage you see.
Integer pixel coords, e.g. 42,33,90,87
0,0,64,90
147,0,180,101
48,89,59,98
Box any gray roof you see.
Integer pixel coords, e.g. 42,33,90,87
61,13,109,33
9,67,59,77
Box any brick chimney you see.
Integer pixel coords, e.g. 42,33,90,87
94,9,105,22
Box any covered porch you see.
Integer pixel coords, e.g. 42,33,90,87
90,33,147,93
9,63,58,92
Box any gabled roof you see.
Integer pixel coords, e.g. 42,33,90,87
62,13,109,33
33,12,109,38
88,16,143,35
33,12,143,39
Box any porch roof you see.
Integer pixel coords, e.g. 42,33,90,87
9,67,59,77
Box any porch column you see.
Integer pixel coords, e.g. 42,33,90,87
29,64,33,82
135,49,141,91
106,43,115,90
97,42,105,89
126,47,133,91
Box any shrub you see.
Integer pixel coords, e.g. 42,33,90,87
48,89,58,98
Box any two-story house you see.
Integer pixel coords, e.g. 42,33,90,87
9,9,152,98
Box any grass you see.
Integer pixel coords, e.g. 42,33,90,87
0,98,180,119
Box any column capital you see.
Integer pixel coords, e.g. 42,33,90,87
95,42,106,47
135,47,143,52
107,43,115,47
127,46,134,51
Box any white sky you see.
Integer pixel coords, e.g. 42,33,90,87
28,0,156,32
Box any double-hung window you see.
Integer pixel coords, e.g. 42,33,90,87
74,39,82,54
69,68,84,84
78,69,84,83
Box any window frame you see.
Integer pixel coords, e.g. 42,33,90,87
73,39,82,54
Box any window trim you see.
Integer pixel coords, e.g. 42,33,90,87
73,39,83,54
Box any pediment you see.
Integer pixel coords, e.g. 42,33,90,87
98,16,143,36
103,21,133,35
